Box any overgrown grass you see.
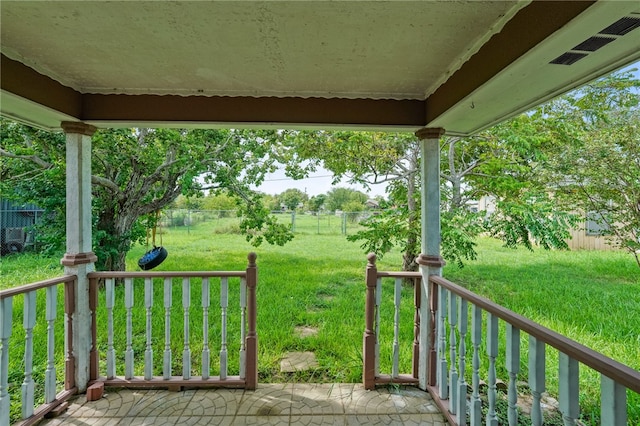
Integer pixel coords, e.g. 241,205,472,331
444,238,640,424
1,222,638,424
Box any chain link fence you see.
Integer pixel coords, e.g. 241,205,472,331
162,210,374,235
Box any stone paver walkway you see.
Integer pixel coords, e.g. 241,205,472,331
40,383,446,425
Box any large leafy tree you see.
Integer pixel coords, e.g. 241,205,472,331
543,72,640,266
278,121,578,270
278,188,308,211
324,187,369,213
0,123,293,270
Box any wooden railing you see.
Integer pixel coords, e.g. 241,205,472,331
87,253,258,390
363,253,421,388
364,255,640,426
1,252,257,425
0,275,78,426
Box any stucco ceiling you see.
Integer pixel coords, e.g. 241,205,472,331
1,1,639,135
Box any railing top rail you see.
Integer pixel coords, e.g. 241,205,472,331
429,275,640,393
376,271,422,279
88,271,246,279
0,274,77,300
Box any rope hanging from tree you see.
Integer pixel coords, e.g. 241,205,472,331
138,210,168,270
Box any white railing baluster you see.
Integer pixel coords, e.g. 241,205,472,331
448,290,458,414
163,277,172,379
0,297,12,426
144,277,153,380
239,277,247,379
106,278,115,379
559,353,579,425
124,278,134,379
21,291,36,418
601,375,627,426
528,335,545,426
486,312,499,426
202,278,210,379
220,277,229,379
182,277,191,379
470,304,482,426
438,284,448,399
506,324,520,426
375,277,382,377
457,298,468,425
44,286,57,403
392,278,401,378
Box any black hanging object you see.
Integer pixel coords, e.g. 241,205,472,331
138,246,168,270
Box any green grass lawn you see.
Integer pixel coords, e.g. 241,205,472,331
1,219,638,424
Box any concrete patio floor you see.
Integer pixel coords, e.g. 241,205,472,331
40,383,447,425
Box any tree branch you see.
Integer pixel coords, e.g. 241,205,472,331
0,147,53,169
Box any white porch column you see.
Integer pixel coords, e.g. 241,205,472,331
60,121,97,393
415,127,446,390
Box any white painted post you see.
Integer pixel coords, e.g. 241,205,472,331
415,128,446,391
448,290,458,414
163,278,172,379
470,304,483,426
486,313,499,426
457,298,468,426
375,277,382,377
182,277,191,379
202,278,210,380
106,279,115,379
528,335,545,426
45,286,57,403
144,278,153,380
21,291,37,418
124,278,134,380
601,375,627,426
0,297,13,426
438,285,448,399
418,272,429,390
220,277,228,379
239,278,247,379
559,353,579,425
60,122,98,393
506,324,520,426
392,278,402,378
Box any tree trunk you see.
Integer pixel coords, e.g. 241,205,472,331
95,200,139,271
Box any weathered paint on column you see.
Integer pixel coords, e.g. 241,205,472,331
60,122,97,393
415,127,445,390
245,252,258,390
363,253,378,389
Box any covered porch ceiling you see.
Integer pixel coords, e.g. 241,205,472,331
1,1,639,136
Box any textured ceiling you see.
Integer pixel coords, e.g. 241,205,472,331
1,1,639,134
0,1,522,100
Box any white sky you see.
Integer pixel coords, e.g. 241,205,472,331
253,168,388,198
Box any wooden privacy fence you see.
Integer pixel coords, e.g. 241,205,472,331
87,253,258,390
0,275,78,426
364,254,640,426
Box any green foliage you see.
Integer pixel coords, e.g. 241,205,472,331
324,187,368,212
172,194,204,210
278,188,308,211
485,194,579,251
0,124,295,270
306,194,326,212
541,72,640,266
236,192,294,247
201,191,238,214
